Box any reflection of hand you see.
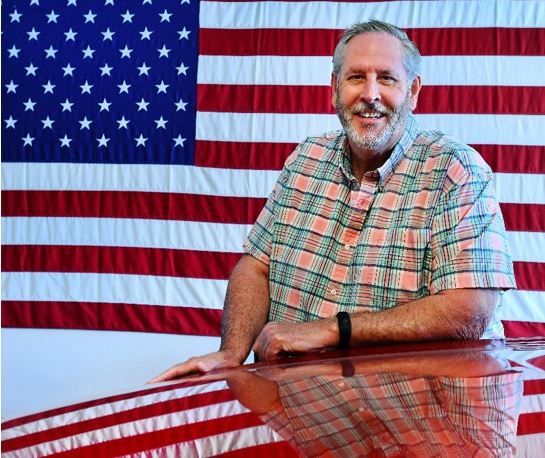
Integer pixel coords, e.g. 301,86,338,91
226,371,281,415
147,350,241,383
252,320,336,361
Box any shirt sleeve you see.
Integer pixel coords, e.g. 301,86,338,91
429,163,517,294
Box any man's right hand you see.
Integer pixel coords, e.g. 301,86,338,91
147,350,242,383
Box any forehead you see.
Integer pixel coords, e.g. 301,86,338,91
341,32,406,74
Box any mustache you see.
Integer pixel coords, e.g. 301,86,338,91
345,102,394,116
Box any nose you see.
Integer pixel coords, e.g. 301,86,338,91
360,78,381,104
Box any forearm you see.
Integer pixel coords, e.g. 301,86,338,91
220,254,271,363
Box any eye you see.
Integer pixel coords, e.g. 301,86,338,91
347,74,364,81
379,75,397,84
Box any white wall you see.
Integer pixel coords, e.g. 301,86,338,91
1,328,220,420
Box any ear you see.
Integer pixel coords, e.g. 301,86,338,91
330,73,338,110
408,75,422,111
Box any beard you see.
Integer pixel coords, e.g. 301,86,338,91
336,91,412,152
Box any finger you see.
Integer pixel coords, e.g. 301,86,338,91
147,359,202,383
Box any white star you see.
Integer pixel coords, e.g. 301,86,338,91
137,62,151,75
24,98,37,111
27,28,40,41
97,134,110,147
46,10,59,23
102,28,115,41
80,80,93,94
159,9,172,22
44,46,58,59
84,10,97,23
22,134,35,146
5,80,18,93
10,9,23,22
25,63,38,76
79,117,92,130
143,0,152,4
65,28,78,41
135,134,148,146
121,10,134,23
157,45,171,58
67,0,78,6
140,27,153,40
82,45,95,58
41,116,55,129
8,45,21,58
136,98,149,111
155,81,169,94
173,135,186,147
30,0,40,5
117,116,130,129
117,80,131,93
98,98,111,111
105,0,115,5
99,63,113,76
119,45,133,58
175,98,187,111
42,80,55,94
60,135,72,147
5,116,17,129
176,62,189,75
60,99,74,112
180,0,190,4
62,63,75,76
155,116,168,129
178,27,190,40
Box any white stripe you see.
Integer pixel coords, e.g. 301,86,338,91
516,433,545,458
499,291,545,323
198,55,545,87
1,217,251,253
0,272,228,310
2,164,544,206
520,393,545,415
3,400,250,458
507,232,545,263
196,112,545,146
200,1,545,29
1,381,229,440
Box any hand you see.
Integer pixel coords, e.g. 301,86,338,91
148,350,241,383
252,319,337,361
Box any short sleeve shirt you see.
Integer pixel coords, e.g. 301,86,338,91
244,115,516,338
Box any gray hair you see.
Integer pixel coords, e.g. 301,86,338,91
332,19,421,83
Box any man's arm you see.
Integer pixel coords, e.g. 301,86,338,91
252,288,499,360
149,254,270,382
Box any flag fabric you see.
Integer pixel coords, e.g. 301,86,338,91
2,0,545,364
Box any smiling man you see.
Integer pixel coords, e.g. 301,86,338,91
152,20,516,382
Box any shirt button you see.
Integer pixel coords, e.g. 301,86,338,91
344,244,352,249
330,289,337,295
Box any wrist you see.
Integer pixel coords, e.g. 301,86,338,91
336,312,352,348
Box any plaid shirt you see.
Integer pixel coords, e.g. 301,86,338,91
260,369,522,457
244,115,516,338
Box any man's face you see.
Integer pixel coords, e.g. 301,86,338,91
331,32,421,156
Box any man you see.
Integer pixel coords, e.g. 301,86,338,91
151,20,515,382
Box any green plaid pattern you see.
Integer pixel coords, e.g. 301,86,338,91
244,115,516,338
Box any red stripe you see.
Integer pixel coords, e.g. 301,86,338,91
1,191,266,224
500,204,545,232
50,413,264,458
477,145,545,174
1,301,222,336
513,262,545,292
524,379,545,396
197,84,545,115
517,412,545,436
200,28,545,56
503,321,545,339
2,389,236,451
1,245,241,279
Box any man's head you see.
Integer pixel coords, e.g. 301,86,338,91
331,20,422,160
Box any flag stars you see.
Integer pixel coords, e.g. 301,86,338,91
158,45,171,58
140,27,153,40
173,135,186,147
45,46,58,59
22,134,35,147
136,98,149,111
60,135,72,147
24,98,37,111
30,0,40,5
117,81,131,93
67,0,78,6
80,81,93,94
97,134,110,147
143,0,152,4
135,134,148,146
64,28,78,41
61,99,74,111
105,0,115,5
41,116,55,129
159,9,172,22
25,63,39,76
46,10,60,23
119,45,133,58
98,98,112,111
102,28,115,41
27,28,41,41
5,116,17,129
137,62,151,76
79,117,92,129
178,27,191,40
82,45,95,58
8,45,21,58
62,64,75,76
42,81,56,94
155,116,168,129
117,116,130,129
156,80,169,93
176,62,189,75
5,81,18,94
175,98,187,111
10,8,23,22
181,0,191,4
121,10,134,23
100,63,113,76
84,10,97,23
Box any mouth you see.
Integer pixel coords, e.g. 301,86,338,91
356,111,383,119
